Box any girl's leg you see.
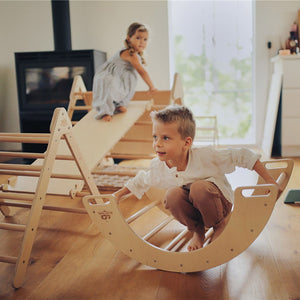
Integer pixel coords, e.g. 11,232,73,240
164,187,205,250
102,115,112,122
115,106,127,113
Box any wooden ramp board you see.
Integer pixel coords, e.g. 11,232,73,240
6,101,150,195
70,101,151,170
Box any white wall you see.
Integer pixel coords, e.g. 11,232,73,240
0,0,299,149
0,1,53,136
70,0,170,90
255,0,300,147
0,0,169,150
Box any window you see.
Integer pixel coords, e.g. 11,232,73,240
170,0,254,144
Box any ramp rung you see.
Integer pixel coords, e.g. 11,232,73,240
0,255,17,264
126,200,160,224
0,222,26,231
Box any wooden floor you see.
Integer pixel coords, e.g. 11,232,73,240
0,158,299,300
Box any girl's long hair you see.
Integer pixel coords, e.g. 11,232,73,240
125,22,148,65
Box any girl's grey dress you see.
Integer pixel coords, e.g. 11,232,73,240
92,50,138,119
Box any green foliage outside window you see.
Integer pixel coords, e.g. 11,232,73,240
174,35,253,141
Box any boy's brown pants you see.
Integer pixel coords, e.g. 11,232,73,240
164,180,232,237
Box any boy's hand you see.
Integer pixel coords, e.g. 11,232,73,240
112,187,131,204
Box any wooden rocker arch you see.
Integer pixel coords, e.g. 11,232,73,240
83,159,293,272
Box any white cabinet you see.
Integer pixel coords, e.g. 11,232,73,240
272,56,300,157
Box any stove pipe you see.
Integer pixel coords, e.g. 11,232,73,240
51,0,72,51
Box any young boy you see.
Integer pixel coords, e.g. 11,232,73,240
113,105,279,251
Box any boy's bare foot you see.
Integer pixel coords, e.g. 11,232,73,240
187,231,204,251
102,115,112,122
210,213,231,243
116,106,127,113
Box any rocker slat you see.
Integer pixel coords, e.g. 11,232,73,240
142,216,174,241
276,172,286,185
126,200,161,224
203,228,214,247
164,228,189,251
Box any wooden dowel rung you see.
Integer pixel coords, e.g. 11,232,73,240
276,172,286,185
0,222,26,231
164,228,189,251
0,151,46,159
92,170,136,177
203,228,214,247
74,91,92,96
142,216,174,241
72,106,92,110
170,235,190,252
0,255,17,264
0,133,50,138
0,136,50,144
0,192,34,201
0,170,39,177
0,151,74,160
0,200,87,214
75,191,90,198
119,138,152,143
126,200,160,224
0,164,42,172
0,170,82,180
107,154,155,160
50,173,82,180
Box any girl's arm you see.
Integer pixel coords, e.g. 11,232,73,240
122,51,157,93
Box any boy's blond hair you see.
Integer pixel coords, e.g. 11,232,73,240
150,105,196,140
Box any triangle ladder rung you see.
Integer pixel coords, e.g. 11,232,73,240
0,255,18,264
0,222,26,231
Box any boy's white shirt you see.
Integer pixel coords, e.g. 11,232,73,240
125,146,261,203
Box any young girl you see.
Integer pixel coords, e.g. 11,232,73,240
92,22,157,121
113,105,280,251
